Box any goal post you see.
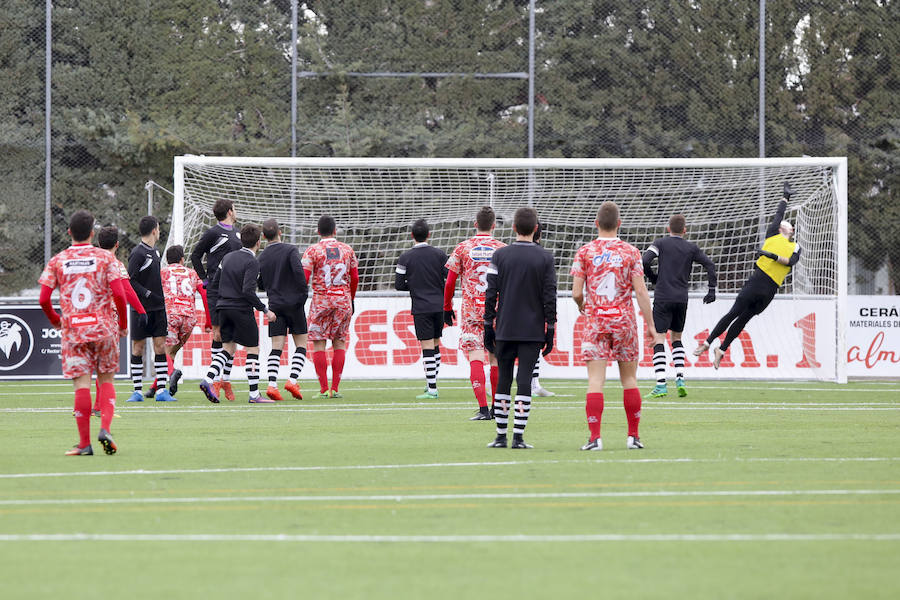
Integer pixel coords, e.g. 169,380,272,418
172,155,847,382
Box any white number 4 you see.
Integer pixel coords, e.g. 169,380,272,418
594,271,617,303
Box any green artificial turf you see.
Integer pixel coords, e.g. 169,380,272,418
1,378,898,599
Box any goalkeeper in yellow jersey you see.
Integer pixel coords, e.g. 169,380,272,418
694,182,801,368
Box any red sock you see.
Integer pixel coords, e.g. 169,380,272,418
623,387,642,437
166,354,174,375
313,351,329,393
74,388,92,448
331,349,346,392
489,365,499,405
469,360,487,407
585,392,604,441
99,382,116,431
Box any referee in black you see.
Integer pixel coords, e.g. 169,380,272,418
257,218,309,401
483,207,557,449
395,219,449,400
695,182,801,369
642,213,717,398
199,224,277,404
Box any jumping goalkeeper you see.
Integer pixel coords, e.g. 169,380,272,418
694,182,801,368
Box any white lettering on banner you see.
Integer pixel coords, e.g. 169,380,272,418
847,296,900,376
62,259,97,275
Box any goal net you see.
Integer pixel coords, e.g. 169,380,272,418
172,156,847,382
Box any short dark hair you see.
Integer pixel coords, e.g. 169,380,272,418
411,219,429,242
318,214,336,237
68,210,94,242
596,201,620,231
166,245,185,264
213,199,234,221
475,206,495,231
139,215,159,237
262,218,280,241
513,207,538,237
96,226,119,250
668,214,686,234
240,223,261,248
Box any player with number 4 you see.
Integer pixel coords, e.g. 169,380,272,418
302,215,359,399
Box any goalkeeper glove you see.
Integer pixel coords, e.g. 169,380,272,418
542,325,555,356
783,181,792,200
137,313,149,329
483,323,496,354
703,288,716,304
443,310,456,327
758,249,779,261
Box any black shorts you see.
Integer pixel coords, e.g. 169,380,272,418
736,278,777,315
653,301,688,333
130,308,167,339
207,291,220,327
413,312,443,341
268,304,308,337
218,307,259,347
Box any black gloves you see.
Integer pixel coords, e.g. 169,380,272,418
483,323,496,354
137,313,149,329
542,325,555,356
783,181,792,200
758,249,779,261
443,310,456,326
703,288,716,304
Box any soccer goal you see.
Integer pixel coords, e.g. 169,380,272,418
171,156,847,382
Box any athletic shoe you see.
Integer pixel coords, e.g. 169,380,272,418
284,381,303,400
511,438,533,449
581,438,602,451
91,409,101,418
713,347,725,370
487,435,508,448
220,381,236,402
532,386,555,397
646,384,667,398
126,391,144,403
65,444,93,456
416,390,439,400
169,369,183,395
626,435,644,450
212,380,223,397
266,386,284,401
199,380,220,404
330,390,344,399
693,341,710,356
144,382,157,398
249,395,276,404
155,389,177,402
469,409,492,421
98,428,117,455
675,378,688,397
315,392,330,400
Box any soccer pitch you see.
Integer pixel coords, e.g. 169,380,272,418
1,379,898,599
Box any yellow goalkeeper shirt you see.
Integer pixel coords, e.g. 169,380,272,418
755,234,799,286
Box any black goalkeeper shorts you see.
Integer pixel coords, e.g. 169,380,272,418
653,301,688,333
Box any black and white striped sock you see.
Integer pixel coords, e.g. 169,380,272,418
210,340,223,381
130,354,143,392
246,353,260,397
222,354,233,382
433,349,441,378
672,340,686,380
154,353,168,391
288,347,307,383
531,360,540,388
512,394,532,436
494,393,511,435
267,349,282,386
422,348,437,391
653,343,667,386
205,350,230,383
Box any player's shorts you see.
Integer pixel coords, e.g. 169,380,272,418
413,312,443,341
653,301,688,333
735,285,776,316
218,308,259,347
207,291,220,327
459,319,486,354
308,302,352,342
268,304,308,337
130,308,167,340
580,314,640,363
60,335,120,379
166,312,197,347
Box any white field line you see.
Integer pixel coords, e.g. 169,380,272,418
0,533,898,543
1,456,897,480
1,488,899,507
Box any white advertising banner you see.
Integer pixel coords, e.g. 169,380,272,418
846,295,900,377
176,295,837,381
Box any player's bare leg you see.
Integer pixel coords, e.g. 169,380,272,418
581,360,606,450
619,361,644,449
284,332,308,399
